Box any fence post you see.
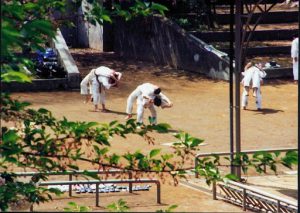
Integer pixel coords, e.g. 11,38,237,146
195,157,199,178
129,172,133,193
277,200,280,212
69,174,72,197
212,181,217,200
243,188,247,211
96,183,99,207
156,181,161,204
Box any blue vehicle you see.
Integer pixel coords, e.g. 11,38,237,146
35,48,66,78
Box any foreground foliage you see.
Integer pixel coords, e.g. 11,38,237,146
1,0,297,211
1,93,297,211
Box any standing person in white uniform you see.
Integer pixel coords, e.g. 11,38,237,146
125,83,173,125
241,62,267,111
291,34,299,83
80,66,122,112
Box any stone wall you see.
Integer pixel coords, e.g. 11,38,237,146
114,15,230,80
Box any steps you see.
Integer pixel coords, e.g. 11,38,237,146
171,1,298,79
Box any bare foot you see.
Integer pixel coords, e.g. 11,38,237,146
242,106,246,110
125,115,132,120
101,109,109,113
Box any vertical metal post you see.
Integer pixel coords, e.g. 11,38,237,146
234,0,243,179
96,183,99,207
156,181,161,204
277,200,281,212
243,189,247,211
212,181,217,200
195,157,199,178
297,4,300,212
129,172,133,193
69,174,72,197
229,0,235,175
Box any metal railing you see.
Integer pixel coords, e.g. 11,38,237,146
195,147,298,178
15,169,135,196
14,169,161,211
39,179,161,207
217,180,298,212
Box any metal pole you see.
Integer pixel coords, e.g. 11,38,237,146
297,4,300,211
156,181,161,204
195,158,199,178
243,188,247,211
129,172,133,193
69,174,72,197
229,0,235,175
212,181,217,200
96,183,99,207
234,0,243,179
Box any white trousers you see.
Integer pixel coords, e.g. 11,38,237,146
241,87,262,109
252,71,261,88
126,88,141,115
293,60,298,80
91,81,105,105
136,104,157,124
80,75,90,95
127,88,157,124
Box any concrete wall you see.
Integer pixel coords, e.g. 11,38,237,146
57,0,107,51
2,29,80,92
114,15,230,80
53,29,81,89
77,0,104,50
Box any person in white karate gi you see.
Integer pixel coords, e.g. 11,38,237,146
125,83,173,125
291,34,299,83
80,66,122,112
241,62,267,111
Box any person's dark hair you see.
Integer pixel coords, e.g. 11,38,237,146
154,96,162,106
109,73,119,84
154,88,161,95
109,77,116,84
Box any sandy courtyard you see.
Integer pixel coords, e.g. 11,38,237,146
9,52,298,212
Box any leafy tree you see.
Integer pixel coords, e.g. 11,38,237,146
0,0,297,211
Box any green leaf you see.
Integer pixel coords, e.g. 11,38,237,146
1,71,31,83
37,108,49,114
151,3,169,16
101,15,112,23
150,149,161,158
224,173,239,181
68,164,79,170
152,123,171,133
166,162,174,170
2,130,19,143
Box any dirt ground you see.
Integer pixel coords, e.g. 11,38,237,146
9,51,298,212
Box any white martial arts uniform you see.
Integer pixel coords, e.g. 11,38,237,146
241,66,266,109
80,66,122,105
291,37,299,81
126,83,171,124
